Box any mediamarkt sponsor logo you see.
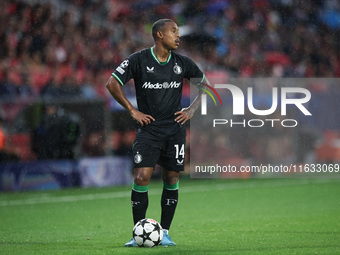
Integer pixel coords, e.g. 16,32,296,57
142,81,181,89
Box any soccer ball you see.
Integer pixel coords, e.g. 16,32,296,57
133,218,163,247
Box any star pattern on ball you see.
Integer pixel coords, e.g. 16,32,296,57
141,228,153,246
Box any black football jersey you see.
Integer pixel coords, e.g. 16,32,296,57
112,47,204,140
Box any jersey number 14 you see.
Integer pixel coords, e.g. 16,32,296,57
174,144,185,159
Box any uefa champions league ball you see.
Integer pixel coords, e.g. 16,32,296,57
133,218,163,247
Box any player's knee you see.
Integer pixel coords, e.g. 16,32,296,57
134,174,149,186
134,168,152,186
163,175,179,185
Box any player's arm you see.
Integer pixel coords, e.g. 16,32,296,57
106,76,155,126
174,75,209,125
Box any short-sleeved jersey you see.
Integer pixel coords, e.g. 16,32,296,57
112,47,204,140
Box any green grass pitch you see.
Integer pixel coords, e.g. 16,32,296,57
0,178,339,255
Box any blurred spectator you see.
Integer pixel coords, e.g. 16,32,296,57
31,104,81,159
15,71,36,99
110,130,134,156
59,75,81,98
0,71,16,100
80,71,100,99
40,72,62,98
0,111,20,163
83,130,106,157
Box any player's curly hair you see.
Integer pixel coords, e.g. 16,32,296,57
152,19,175,40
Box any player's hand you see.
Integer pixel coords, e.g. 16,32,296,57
174,108,194,125
130,109,155,126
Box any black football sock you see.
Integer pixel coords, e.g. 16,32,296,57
161,181,179,231
131,182,149,225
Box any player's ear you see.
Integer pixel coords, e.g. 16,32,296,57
157,31,163,40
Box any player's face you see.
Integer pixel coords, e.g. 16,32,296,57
162,22,180,50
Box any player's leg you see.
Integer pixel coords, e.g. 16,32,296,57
160,168,179,246
161,169,180,231
125,167,153,247
125,139,161,247
130,140,161,225
158,137,185,246
131,167,153,224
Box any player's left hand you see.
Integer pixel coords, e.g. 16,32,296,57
174,108,194,125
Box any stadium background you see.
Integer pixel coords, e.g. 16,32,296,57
1,0,340,190
0,1,339,254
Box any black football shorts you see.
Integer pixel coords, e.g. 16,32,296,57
132,136,186,172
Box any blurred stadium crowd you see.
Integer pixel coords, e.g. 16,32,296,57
1,0,340,100
1,0,340,165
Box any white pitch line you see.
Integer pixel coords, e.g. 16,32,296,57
0,178,338,207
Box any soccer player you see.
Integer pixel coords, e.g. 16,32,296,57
106,18,207,247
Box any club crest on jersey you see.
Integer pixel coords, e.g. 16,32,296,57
134,151,143,164
120,60,129,69
146,66,154,73
173,63,182,74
